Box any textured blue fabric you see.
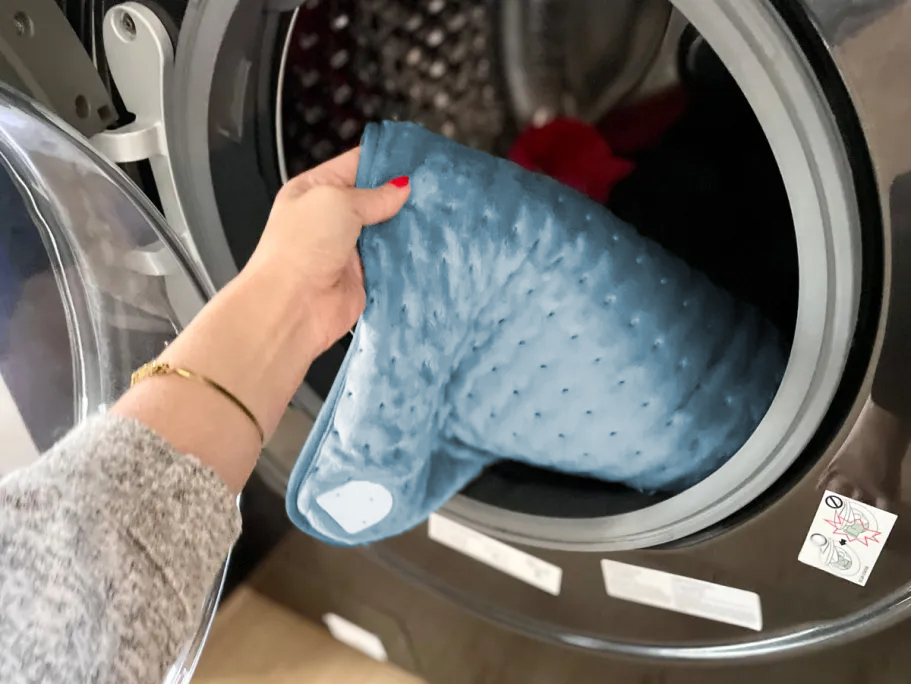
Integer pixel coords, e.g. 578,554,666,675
286,121,787,546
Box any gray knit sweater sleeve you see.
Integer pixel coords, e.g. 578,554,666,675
0,414,243,684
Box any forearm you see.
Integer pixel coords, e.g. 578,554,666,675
0,262,323,681
113,264,323,492
0,415,240,684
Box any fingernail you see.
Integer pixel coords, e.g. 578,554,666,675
389,175,409,188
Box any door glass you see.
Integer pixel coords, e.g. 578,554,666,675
0,85,215,683
0,86,207,476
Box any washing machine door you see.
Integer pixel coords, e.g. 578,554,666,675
0,85,223,683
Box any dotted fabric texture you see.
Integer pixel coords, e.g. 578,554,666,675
286,121,787,546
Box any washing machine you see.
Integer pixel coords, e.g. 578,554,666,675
59,0,911,669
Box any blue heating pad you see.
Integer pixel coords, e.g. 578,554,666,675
286,121,787,546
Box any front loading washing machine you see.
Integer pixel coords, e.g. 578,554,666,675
87,0,911,667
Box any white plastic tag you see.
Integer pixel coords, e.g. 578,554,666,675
798,490,897,586
428,514,563,595
601,559,763,631
314,480,394,534
322,613,389,662
0,375,39,479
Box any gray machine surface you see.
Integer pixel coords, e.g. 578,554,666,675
0,0,116,135
247,530,911,683
44,0,911,673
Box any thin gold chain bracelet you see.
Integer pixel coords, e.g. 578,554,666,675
131,361,265,445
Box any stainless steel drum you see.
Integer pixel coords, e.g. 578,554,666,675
276,0,671,178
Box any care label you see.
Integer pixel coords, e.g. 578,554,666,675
428,514,563,596
315,480,393,534
601,559,763,631
798,490,897,586
0,374,39,479
322,613,388,662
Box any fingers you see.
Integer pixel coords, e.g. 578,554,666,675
287,178,410,245
280,150,412,229
283,147,362,196
344,178,411,226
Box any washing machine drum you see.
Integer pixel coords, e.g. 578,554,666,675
130,0,911,660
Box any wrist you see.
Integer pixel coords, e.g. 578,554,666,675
232,263,325,367
152,264,322,440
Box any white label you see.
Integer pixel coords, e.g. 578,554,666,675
314,480,394,534
0,374,39,479
322,613,388,662
798,490,897,586
428,514,563,596
601,559,763,631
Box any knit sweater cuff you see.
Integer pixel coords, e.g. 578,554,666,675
42,413,242,616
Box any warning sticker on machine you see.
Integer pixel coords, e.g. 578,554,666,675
323,613,388,662
600,560,763,631
798,490,897,586
428,514,563,595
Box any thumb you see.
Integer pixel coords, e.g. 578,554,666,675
345,176,411,226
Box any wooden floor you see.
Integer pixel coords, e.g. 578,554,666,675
194,586,424,684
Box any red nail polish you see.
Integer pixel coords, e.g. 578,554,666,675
389,175,410,188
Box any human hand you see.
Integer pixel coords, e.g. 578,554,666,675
115,148,409,491
245,147,410,355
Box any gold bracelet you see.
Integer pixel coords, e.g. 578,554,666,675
131,361,265,445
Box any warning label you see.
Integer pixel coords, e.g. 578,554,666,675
798,490,897,586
